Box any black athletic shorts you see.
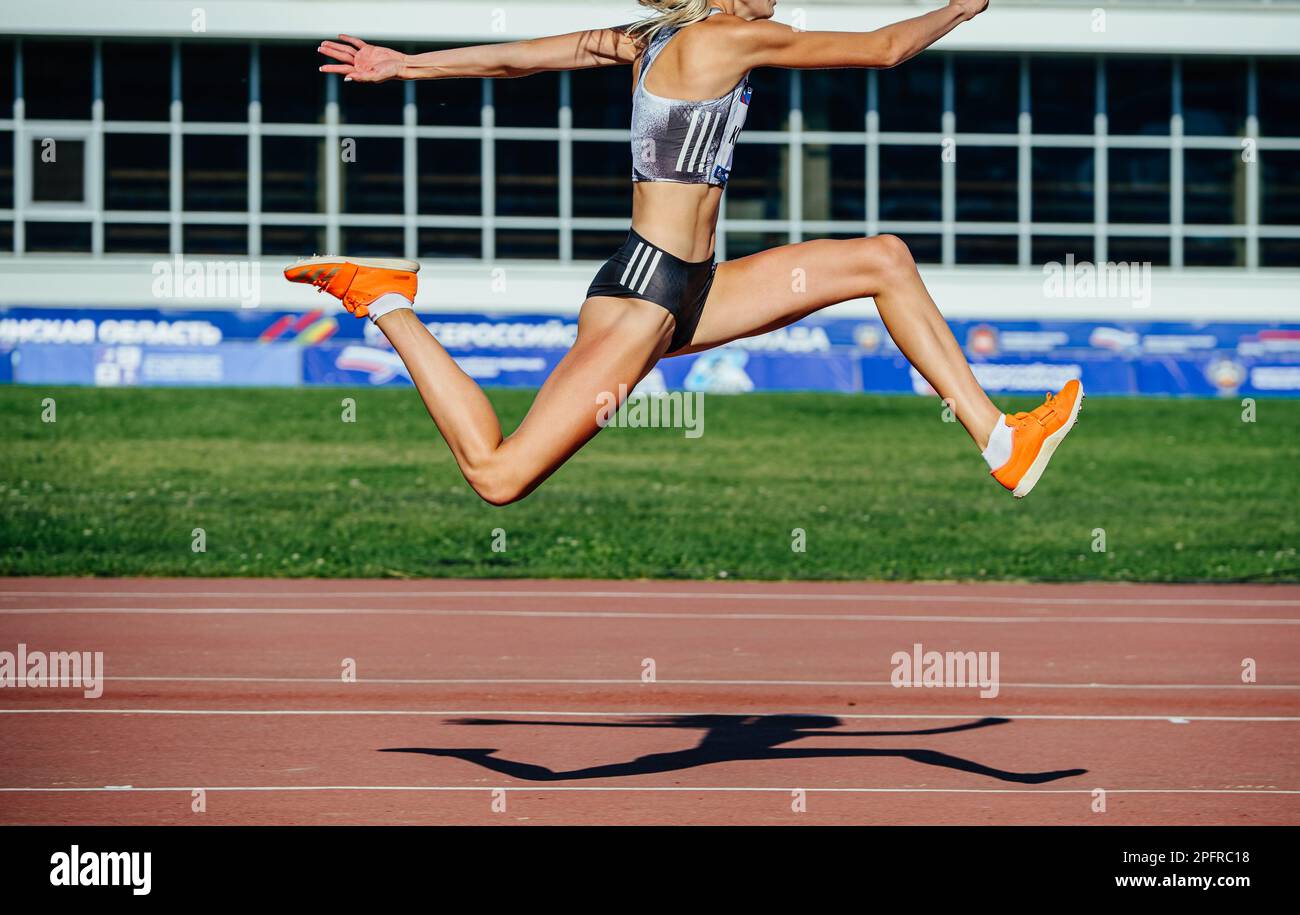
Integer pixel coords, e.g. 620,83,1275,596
585,227,717,354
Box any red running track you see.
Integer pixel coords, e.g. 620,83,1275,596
0,577,1297,825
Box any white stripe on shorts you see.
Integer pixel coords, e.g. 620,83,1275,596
636,250,664,294
619,242,645,286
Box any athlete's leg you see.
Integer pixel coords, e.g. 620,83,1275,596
675,235,1001,449
374,296,674,505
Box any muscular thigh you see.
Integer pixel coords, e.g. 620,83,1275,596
673,237,876,355
493,296,675,480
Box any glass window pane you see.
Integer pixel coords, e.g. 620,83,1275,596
956,234,1017,265
342,137,404,215
418,70,481,126
25,41,92,119
803,71,865,132
340,79,403,125
879,145,941,221
0,223,11,251
956,146,1017,222
104,42,171,121
495,141,557,216
1031,57,1093,135
496,229,557,259
1184,237,1242,267
263,225,324,257
27,221,92,252
105,134,169,210
0,40,12,115
1183,59,1246,136
802,145,863,222
261,44,324,124
955,54,1018,134
1033,235,1094,266
183,223,247,255
726,144,787,220
743,68,789,132
1032,148,1093,222
0,132,12,208
1108,235,1170,267
495,71,558,128
1109,149,1169,224
105,223,169,254
183,136,248,211
1258,59,1300,139
340,227,403,257
1107,58,1170,135
418,139,481,215
1262,151,1300,225
262,137,323,213
574,230,628,261
891,233,941,264
418,228,479,259
725,231,786,260
573,142,630,219
1260,239,1300,267
183,43,248,122
1184,150,1242,225
571,67,631,129
878,58,942,133
31,138,85,203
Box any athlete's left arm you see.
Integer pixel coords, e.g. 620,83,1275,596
729,0,988,72
318,29,640,83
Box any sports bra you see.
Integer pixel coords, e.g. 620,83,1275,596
630,6,753,188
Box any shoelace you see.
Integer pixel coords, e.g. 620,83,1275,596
1010,392,1058,428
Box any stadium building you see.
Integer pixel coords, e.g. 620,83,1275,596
1,0,1297,395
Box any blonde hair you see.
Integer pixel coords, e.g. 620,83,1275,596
625,0,720,48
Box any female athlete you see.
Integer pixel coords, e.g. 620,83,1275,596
287,0,1082,505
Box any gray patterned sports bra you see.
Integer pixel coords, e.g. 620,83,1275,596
630,7,753,188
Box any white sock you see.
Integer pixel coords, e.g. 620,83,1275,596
367,292,414,323
981,415,1014,471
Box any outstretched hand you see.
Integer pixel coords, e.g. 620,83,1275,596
318,34,405,83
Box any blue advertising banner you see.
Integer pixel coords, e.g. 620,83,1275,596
3,306,1298,397
13,342,301,387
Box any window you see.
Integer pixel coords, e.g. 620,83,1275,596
2,38,1296,267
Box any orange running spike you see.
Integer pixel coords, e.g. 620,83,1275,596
990,379,1085,499
284,256,419,319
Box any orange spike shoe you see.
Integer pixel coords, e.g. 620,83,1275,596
284,256,419,319
990,380,1085,499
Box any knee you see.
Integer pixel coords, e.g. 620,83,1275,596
860,234,916,285
464,457,527,507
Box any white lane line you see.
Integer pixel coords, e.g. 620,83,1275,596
1,708,1297,722
2,589,1296,606
1,606,1295,624
0,786,1296,795
91,675,1300,691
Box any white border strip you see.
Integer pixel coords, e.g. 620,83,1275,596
0,785,1296,796
2,589,1296,606
85,676,1300,690
1,709,1296,722
1,606,1293,625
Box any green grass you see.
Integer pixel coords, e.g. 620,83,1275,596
1,386,1297,582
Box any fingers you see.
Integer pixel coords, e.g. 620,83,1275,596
337,34,368,49
317,41,356,63
319,64,355,76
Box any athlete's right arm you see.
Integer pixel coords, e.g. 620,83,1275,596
729,0,988,71
318,29,639,84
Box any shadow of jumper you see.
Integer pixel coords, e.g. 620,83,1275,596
380,714,1088,785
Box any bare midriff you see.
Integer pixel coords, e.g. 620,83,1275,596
631,181,723,263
